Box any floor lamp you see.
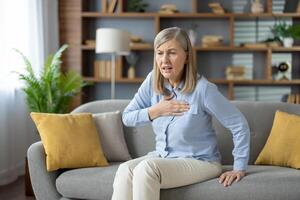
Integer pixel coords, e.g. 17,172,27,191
96,28,130,99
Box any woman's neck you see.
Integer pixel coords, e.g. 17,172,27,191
168,79,181,88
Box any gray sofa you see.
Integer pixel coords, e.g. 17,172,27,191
27,99,300,200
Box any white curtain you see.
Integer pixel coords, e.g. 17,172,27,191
0,0,58,185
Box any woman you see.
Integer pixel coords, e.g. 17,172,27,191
111,27,250,200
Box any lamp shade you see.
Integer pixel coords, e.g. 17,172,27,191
96,28,130,55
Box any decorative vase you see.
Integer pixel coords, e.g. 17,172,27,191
188,29,197,46
251,0,264,14
128,66,135,79
283,37,294,47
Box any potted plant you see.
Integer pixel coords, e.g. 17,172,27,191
127,0,149,12
271,21,300,47
125,52,139,79
15,44,87,113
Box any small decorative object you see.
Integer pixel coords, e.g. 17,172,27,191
127,0,148,12
271,21,300,47
263,38,281,47
85,40,96,47
130,34,143,43
188,24,198,47
125,52,139,79
225,66,246,80
188,29,197,47
129,34,152,48
277,61,290,80
251,0,264,14
202,35,223,47
127,66,135,79
241,42,267,48
283,38,294,48
208,3,225,14
272,62,290,80
159,4,179,14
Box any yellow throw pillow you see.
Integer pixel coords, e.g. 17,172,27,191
30,112,108,171
255,110,300,169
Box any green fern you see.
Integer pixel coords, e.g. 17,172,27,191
15,44,87,113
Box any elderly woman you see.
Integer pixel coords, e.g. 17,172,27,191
111,27,250,200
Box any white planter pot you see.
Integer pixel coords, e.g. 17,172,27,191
283,38,294,47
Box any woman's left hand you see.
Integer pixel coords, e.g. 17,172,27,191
218,170,245,187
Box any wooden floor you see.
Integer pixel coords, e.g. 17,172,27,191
0,176,35,200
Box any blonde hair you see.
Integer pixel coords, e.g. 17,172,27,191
153,27,197,95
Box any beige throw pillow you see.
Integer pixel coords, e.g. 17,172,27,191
93,111,132,161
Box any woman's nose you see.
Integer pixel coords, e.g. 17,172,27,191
162,53,169,62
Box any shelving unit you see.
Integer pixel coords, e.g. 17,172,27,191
59,0,300,106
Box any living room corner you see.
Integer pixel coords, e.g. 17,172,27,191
0,0,60,199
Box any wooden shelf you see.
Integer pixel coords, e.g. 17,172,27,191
158,13,231,18
83,77,145,83
234,13,300,18
272,47,300,52
81,44,153,51
83,45,300,52
210,79,300,85
82,12,300,19
81,12,156,18
196,46,268,51
196,46,300,52
84,77,300,86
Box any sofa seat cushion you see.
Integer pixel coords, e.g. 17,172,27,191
161,165,300,200
56,164,300,200
56,162,120,200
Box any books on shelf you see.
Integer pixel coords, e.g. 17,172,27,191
287,94,300,104
94,58,122,80
101,0,107,13
108,0,118,13
102,0,121,13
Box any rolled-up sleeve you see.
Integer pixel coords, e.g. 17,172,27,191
122,71,153,127
202,82,250,171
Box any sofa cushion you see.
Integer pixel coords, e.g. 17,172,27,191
56,164,300,200
93,111,132,162
56,162,120,200
30,112,108,171
255,110,300,169
161,165,300,200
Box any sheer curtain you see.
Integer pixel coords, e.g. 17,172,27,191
0,0,58,185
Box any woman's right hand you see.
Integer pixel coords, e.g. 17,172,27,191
148,98,190,120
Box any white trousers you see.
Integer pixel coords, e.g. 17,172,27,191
111,155,222,200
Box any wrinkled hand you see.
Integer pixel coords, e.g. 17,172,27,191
148,98,190,120
218,170,245,187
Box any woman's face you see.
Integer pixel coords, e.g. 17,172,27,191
155,39,187,86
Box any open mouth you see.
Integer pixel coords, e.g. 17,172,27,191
162,66,173,70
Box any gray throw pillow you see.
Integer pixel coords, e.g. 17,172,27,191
93,111,131,162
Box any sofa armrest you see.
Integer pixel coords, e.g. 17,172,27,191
27,141,62,200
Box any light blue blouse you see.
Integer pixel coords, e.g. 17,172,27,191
122,71,250,171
